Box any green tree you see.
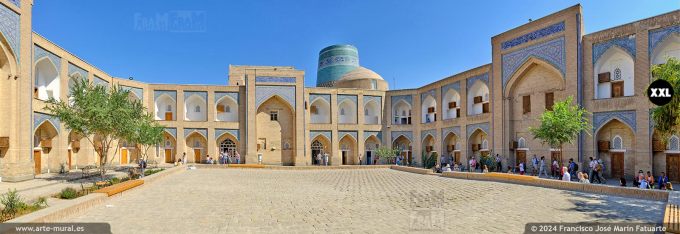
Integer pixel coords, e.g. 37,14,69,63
45,77,151,178
127,114,164,162
375,146,400,165
529,96,591,158
650,57,680,143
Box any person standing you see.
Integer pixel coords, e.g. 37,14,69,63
588,157,596,182
568,159,577,181
316,153,321,166
562,166,571,181
519,161,525,175
495,154,502,172
538,156,548,178
235,151,241,164
138,158,146,178
182,152,187,165
468,158,475,172
324,153,329,166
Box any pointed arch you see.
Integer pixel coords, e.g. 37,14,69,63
392,99,412,125
338,99,357,124
185,94,207,121
651,33,680,65
442,88,461,119
34,56,61,101
467,79,490,115
309,97,331,124
594,46,635,99
363,99,381,124
504,57,565,97
216,95,238,122
155,94,176,120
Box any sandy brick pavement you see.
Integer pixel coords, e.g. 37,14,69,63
63,168,664,233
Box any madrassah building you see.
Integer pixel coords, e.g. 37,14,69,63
0,1,679,182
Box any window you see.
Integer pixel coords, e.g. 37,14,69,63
225,105,231,113
166,105,172,112
310,105,318,114
219,139,237,154
194,105,201,113
193,140,200,148
613,68,622,81
371,80,377,90
545,92,554,111
522,95,531,114
402,110,406,116
270,111,278,121
612,135,623,149
670,135,679,151
365,109,369,115
340,108,345,115
165,140,171,148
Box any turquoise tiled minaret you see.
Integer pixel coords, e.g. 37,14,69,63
316,45,359,87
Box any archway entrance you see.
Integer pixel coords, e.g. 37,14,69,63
364,135,380,165
393,135,412,165
162,132,176,163
311,139,328,165
443,132,460,165
595,119,635,178
256,96,295,165
34,121,59,174
186,132,207,163
339,135,357,165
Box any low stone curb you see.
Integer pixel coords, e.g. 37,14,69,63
440,171,669,201
194,164,392,170
390,165,435,175
4,165,187,223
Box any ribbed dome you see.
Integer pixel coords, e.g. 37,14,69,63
340,67,383,81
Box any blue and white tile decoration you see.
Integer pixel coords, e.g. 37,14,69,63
310,131,332,141
255,76,296,84
501,21,565,50
255,86,296,110
309,94,331,104
391,131,413,143
215,129,239,141
592,35,636,65
466,122,489,140
215,92,239,104
649,25,680,57
34,112,60,134
502,37,566,90
0,5,19,61
34,45,60,69
592,110,636,133
184,128,208,139
339,131,358,141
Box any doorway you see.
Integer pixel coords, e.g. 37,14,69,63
365,151,372,165
454,151,461,165
516,150,526,167
165,149,173,163
667,154,680,182
341,151,348,165
550,151,562,166
611,152,624,179
121,149,128,164
33,150,41,174
194,149,201,163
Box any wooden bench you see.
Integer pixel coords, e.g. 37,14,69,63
665,204,680,233
94,179,144,196
81,166,98,178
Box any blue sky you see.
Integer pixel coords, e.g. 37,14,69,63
33,0,679,89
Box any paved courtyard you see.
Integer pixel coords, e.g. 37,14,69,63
64,168,664,233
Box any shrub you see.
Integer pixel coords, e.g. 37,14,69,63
1,189,26,219
110,177,121,184
59,187,78,199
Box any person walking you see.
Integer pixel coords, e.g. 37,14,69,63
538,156,548,178
519,161,525,175
138,158,146,178
588,157,596,182
562,166,570,181
591,161,603,184
551,160,559,179
531,155,539,176
568,159,578,181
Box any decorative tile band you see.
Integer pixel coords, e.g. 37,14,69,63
154,90,177,100
337,94,358,105
466,122,489,140
364,131,382,142
184,128,208,139
68,63,88,78
592,110,636,133
8,0,19,7
215,92,239,104
184,91,207,101
466,73,489,92
363,95,381,106
164,128,177,139
420,89,435,104
421,129,436,141
121,86,143,99
318,55,359,70
391,131,413,143
255,85,296,110
502,37,566,90
215,129,239,141
255,76,296,83
391,95,413,108
310,131,332,142
441,126,461,139
34,112,60,134
309,94,331,104
592,35,636,65
34,45,60,69
501,21,565,50
0,5,19,62
441,81,461,97
649,25,680,57
339,131,358,141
